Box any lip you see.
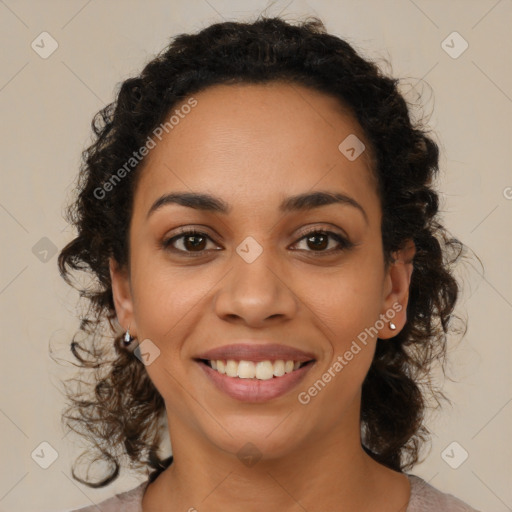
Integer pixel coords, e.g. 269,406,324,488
196,359,316,402
195,343,316,363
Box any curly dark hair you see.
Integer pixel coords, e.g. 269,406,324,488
57,15,465,488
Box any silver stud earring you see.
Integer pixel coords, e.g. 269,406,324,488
123,325,133,346
389,322,397,331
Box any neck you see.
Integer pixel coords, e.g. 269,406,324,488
142,408,410,512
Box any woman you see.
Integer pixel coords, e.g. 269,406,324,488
58,15,480,512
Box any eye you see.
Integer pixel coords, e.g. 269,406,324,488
161,227,354,257
291,229,353,254
161,229,219,255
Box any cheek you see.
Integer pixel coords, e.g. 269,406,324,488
129,260,203,408
303,263,385,350
297,281,380,423
129,244,206,342
132,278,204,350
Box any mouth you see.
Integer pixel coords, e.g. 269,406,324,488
193,342,317,402
195,358,315,380
194,357,316,403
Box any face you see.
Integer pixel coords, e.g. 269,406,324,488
111,82,414,463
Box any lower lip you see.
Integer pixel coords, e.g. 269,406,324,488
197,360,315,403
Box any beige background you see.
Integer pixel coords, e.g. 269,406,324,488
1,0,511,511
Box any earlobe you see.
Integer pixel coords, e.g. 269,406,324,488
379,240,416,339
109,257,136,335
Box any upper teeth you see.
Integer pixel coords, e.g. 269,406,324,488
210,359,303,380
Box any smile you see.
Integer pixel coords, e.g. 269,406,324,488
195,358,316,402
201,358,313,380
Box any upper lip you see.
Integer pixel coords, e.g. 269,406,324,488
195,343,316,363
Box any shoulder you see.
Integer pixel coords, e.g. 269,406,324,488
65,474,482,512
67,480,149,512
407,474,482,512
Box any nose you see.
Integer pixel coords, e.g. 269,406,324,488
212,245,298,328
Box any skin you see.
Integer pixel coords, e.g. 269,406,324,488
110,82,416,512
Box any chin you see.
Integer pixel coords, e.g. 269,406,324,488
198,413,310,463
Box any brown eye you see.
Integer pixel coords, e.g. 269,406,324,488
305,233,329,251
292,230,353,253
181,233,207,251
161,228,353,257
162,229,217,254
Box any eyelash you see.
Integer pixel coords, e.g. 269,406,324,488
161,227,354,257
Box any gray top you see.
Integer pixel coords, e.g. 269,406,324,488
69,474,481,511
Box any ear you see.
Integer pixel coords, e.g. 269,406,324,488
109,257,137,337
378,239,415,339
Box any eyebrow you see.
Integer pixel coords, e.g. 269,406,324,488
146,190,368,224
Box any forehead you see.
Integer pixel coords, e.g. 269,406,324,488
133,81,378,217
